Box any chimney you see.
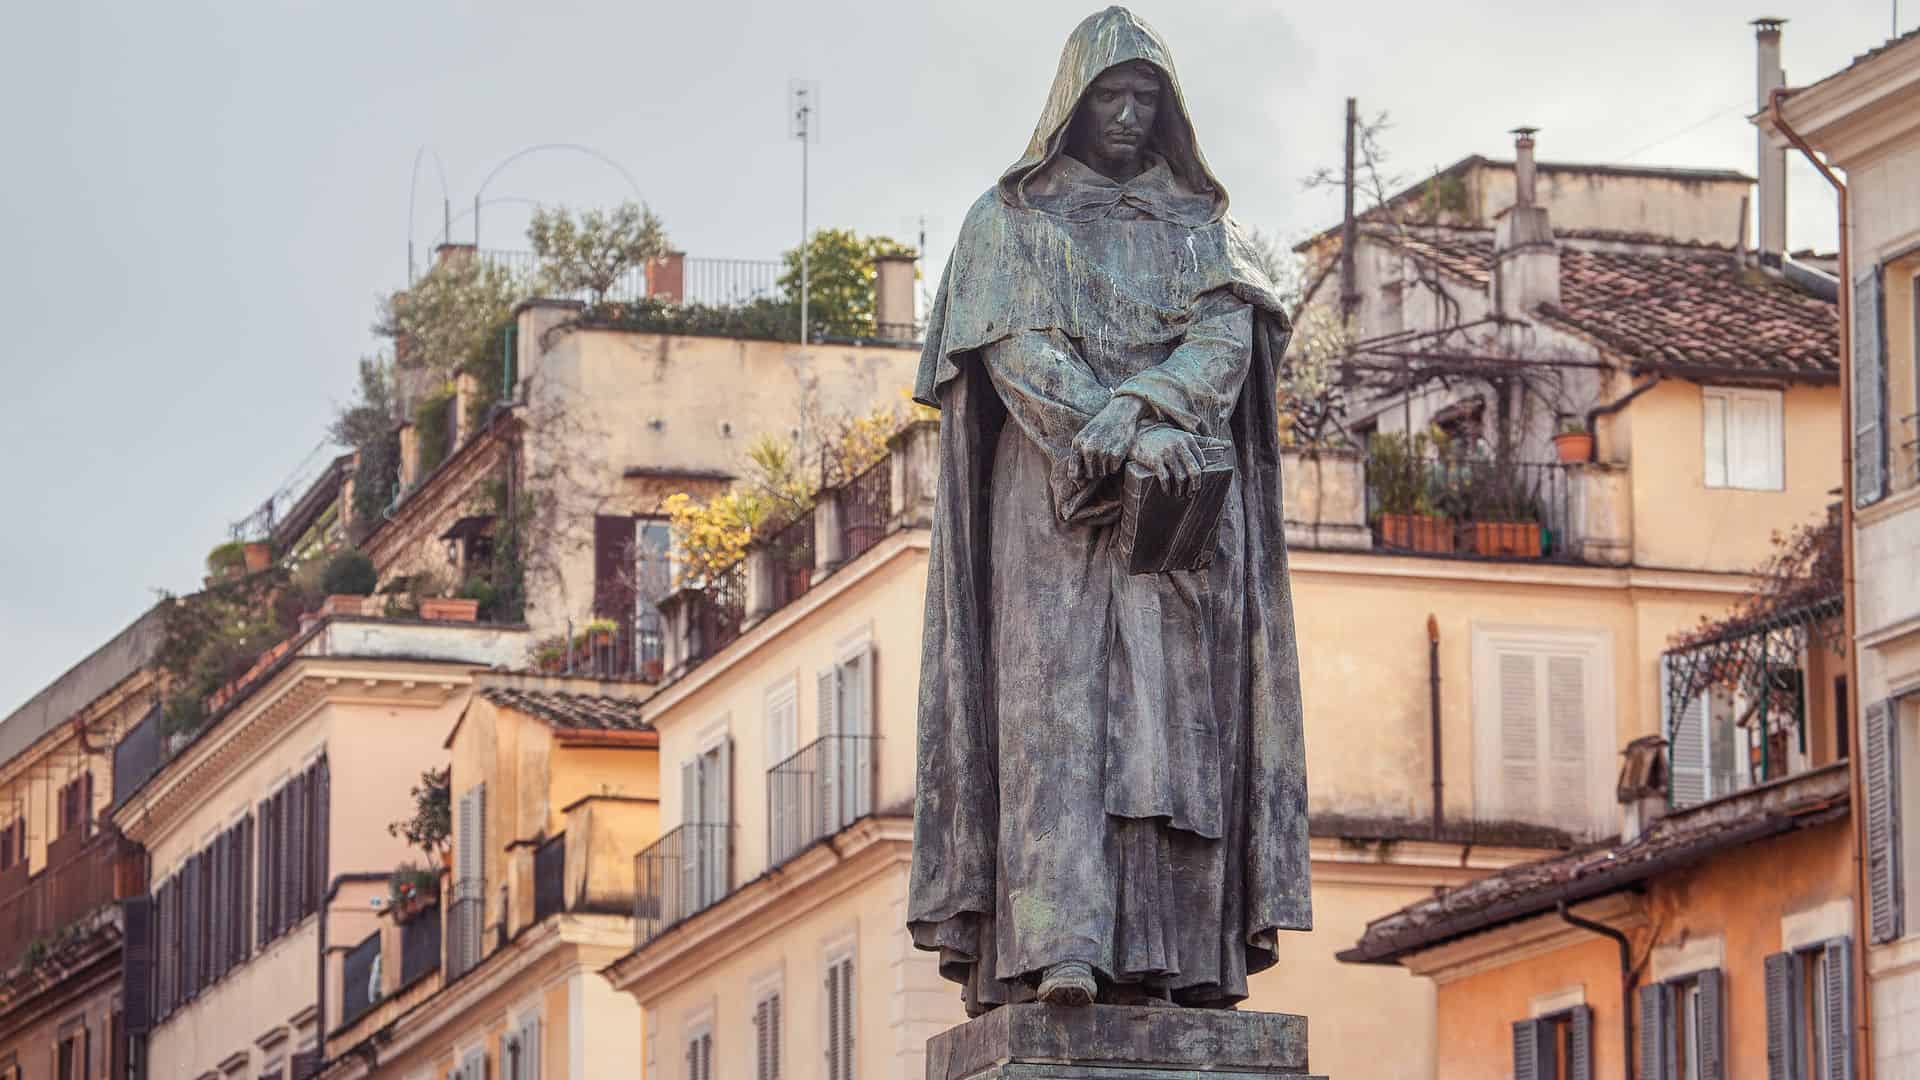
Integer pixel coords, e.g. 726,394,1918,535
873,253,918,341
1494,127,1559,319
1754,17,1788,263
434,242,476,267
646,251,686,304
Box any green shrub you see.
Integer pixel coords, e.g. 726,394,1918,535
205,540,247,576
320,551,378,596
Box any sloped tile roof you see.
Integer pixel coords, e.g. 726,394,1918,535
1340,763,1848,965
479,687,650,733
1378,228,1839,378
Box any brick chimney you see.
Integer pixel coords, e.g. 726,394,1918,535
1494,127,1560,318
873,253,918,340
1754,18,1788,264
434,242,476,267
646,251,686,304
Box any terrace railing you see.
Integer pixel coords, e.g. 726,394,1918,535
680,565,747,671
838,458,892,564
338,931,382,1026
399,910,441,988
633,823,731,948
767,735,880,869
766,514,815,611
0,831,121,970
1363,455,1579,561
475,251,783,308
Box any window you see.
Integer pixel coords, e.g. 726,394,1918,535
817,643,876,834
754,989,783,1080
680,738,732,912
55,772,94,841
502,1012,542,1080
1863,697,1907,944
449,783,488,978
1512,1006,1591,1080
1872,250,1920,492
766,678,799,770
257,756,328,950
451,1047,487,1080
1702,386,1784,490
635,519,672,680
151,811,257,1022
55,1022,88,1080
1474,627,1612,836
824,952,855,1080
767,678,802,862
1766,939,1853,1080
684,1024,713,1080
0,818,23,871
1639,969,1724,1080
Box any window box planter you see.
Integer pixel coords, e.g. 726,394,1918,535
1379,513,1455,553
1470,521,1543,558
322,594,367,617
1553,431,1593,464
419,597,479,622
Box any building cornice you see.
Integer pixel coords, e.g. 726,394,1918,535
1289,549,1760,596
603,815,913,1000
643,532,930,723
1398,892,1648,984
1772,35,1920,167
111,656,471,846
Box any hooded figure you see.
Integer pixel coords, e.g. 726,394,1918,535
906,7,1311,1013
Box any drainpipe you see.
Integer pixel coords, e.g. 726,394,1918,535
1769,85,1870,1080
1558,900,1635,1080
1427,615,1444,838
1583,375,1662,463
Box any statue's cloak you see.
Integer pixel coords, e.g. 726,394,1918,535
906,6,1312,1006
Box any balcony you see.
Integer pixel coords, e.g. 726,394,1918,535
475,250,784,307
837,459,892,564
338,931,381,1027
533,834,566,923
1363,452,1581,561
767,735,880,869
0,830,124,971
633,823,730,947
398,909,440,988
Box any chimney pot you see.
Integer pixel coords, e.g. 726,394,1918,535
646,251,686,304
1510,126,1539,208
872,253,919,341
1755,17,1788,260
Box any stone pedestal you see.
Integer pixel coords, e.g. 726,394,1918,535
926,1005,1323,1080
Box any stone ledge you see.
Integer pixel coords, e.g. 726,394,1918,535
927,1004,1319,1080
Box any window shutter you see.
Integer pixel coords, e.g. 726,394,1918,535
819,667,844,830
700,1033,713,1080
1568,1005,1593,1080
1823,938,1852,1080
1546,655,1589,825
241,814,255,958
1703,391,1729,488
1854,266,1887,507
1511,1019,1543,1080
1730,391,1777,490
1764,952,1793,1080
826,964,842,1080
756,999,770,1080
770,991,782,1080
313,758,330,913
523,1015,541,1080
712,740,732,902
122,895,154,1034
1498,652,1542,821
1663,656,1708,808
1697,969,1725,1080
256,800,270,945
680,759,700,915
1864,699,1903,943
1637,984,1665,1080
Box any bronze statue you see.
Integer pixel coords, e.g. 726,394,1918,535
907,6,1312,1013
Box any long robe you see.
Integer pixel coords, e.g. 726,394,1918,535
906,6,1311,1014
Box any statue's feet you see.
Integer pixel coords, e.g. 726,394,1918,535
1037,960,1096,1006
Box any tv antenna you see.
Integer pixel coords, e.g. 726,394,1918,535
790,80,820,344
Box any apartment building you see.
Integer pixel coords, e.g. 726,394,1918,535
1769,24,1920,1079
109,614,525,1079
0,608,159,1080
317,671,657,1080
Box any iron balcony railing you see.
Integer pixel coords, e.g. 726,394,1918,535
839,458,892,563
633,823,731,948
474,251,784,308
767,735,880,869
766,514,815,610
399,910,440,988
679,566,747,671
339,931,381,1026
533,834,566,922
0,830,120,970
1363,455,1579,562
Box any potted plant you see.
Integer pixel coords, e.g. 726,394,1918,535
387,766,451,872
388,861,440,921
1366,431,1454,553
1465,461,1544,558
1553,418,1594,464
205,541,249,581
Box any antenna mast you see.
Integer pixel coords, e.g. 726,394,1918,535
790,80,819,345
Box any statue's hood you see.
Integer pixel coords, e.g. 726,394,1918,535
999,6,1228,222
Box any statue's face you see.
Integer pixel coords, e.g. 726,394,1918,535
1068,61,1161,180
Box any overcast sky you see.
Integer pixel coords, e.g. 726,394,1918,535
0,0,1906,717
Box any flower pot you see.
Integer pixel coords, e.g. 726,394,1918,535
322,594,366,617
1553,431,1594,464
1379,513,1455,553
1471,521,1543,558
419,597,479,622
242,542,273,573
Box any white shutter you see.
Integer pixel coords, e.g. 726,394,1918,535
1703,391,1729,489
1546,655,1589,824
711,739,732,902
521,1015,542,1080
1665,656,1708,808
819,668,843,831
680,757,700,917
1729,391,1775,489
848,647,874,821
1497,652,1542,821
1854,267,1887,507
